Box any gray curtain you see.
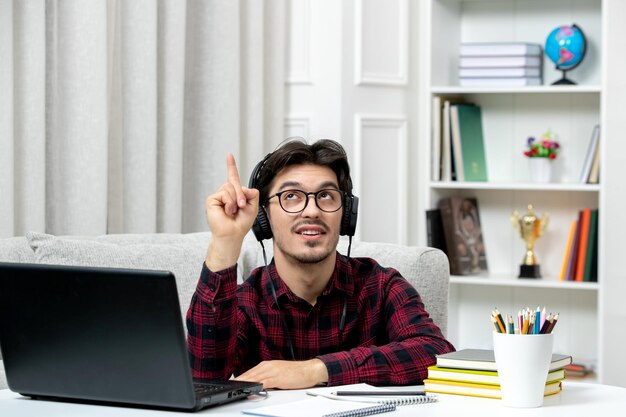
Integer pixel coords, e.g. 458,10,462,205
0,0,286,238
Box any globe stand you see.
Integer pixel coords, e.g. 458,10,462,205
552,70,576,85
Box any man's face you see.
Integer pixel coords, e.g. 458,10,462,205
265,164,343,265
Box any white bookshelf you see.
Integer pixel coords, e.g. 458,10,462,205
417,0,620,384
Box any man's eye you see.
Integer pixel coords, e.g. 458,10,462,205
284,192,300,200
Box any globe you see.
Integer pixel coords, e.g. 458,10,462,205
545,24,587,85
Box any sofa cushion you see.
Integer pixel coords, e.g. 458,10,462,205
0,237,36,263
27,232,212,321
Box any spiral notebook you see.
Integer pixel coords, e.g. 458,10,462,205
241,396,395,417
306,383,438,406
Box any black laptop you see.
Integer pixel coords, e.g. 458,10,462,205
0,262,263,411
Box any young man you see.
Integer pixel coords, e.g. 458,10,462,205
187,139,454,389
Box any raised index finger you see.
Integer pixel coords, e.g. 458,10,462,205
226,153,246,208
226,153,241,185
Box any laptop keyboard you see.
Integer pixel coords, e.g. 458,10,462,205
194,383,226,395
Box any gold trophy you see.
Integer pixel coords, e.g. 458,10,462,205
511,204,549,278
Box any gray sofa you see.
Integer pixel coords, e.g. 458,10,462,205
0,231,450,391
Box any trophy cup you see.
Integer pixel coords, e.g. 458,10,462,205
511,204,549,278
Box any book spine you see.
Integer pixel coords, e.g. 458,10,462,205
583,209,599,282
575,208,592,282
437,198,460,275
560,220,577,281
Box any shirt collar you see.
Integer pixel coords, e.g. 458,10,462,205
263,252,355,306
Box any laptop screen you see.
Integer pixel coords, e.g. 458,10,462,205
0,262,198,409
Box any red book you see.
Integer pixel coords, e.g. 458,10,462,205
575,208,592,282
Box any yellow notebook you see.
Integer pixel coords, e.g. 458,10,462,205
424,379,562,399
427,365,565,386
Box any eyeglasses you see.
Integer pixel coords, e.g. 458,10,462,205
266,189,344,213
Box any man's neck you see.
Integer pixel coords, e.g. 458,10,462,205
273,251,337,305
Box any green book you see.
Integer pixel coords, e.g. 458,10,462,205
583,209,599,282
456,104,488,181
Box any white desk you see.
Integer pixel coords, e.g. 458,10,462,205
0,381,624,416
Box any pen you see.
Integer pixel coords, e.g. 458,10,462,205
332,391,426,396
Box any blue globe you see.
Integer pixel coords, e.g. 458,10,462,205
545,24,586,84
545,24,586,70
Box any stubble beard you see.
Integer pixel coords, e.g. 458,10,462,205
276,233,340,265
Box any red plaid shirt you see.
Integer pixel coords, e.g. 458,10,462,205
186,253,454,386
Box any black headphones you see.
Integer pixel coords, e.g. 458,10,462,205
247,153,359,241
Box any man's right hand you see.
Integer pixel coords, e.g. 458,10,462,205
204,153,260,271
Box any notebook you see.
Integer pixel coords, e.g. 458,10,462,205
0,262,263,411
242,396,396,417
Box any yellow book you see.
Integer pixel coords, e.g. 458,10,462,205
427,365,565,386
424,379,562,399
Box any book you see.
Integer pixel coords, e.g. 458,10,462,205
242,397,395,417
451,104,488,181
560,220,577,281
575,208,592,282
588,136,601,184
459,77,542,87
459,67,541,78
580,125,600,183
459,55,542,68
423,378,562,399
435,349,572,372
437,197,488,275
449,105,465,181
306,383,437,406
425,208,448,255
566,211,584,281
441,100,453,181
564,363,593,378
441,99,464,181
426,365,565,386
583,209,599,282
460,42,542,57
431,95,442,181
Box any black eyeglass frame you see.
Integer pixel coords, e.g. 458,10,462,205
265,188,345,214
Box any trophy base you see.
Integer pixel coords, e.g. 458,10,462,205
519,264,541,279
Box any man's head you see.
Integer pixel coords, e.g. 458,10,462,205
253,139,353,203
248,139,358,263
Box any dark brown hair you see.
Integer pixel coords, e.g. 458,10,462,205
255,138,352,203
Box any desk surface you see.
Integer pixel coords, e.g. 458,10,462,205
0,381,624,416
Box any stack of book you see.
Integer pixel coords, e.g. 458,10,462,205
560,208,599,282
459,42,543,87
424,349,571,399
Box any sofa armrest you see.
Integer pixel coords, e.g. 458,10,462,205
345,241,449,337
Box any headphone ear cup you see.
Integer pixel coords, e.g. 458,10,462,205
248,154,273,242
340,194,359,237
252,207,273,241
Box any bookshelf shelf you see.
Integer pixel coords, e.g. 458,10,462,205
450,275,599,291
430,182,600,192
431,86,602,95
